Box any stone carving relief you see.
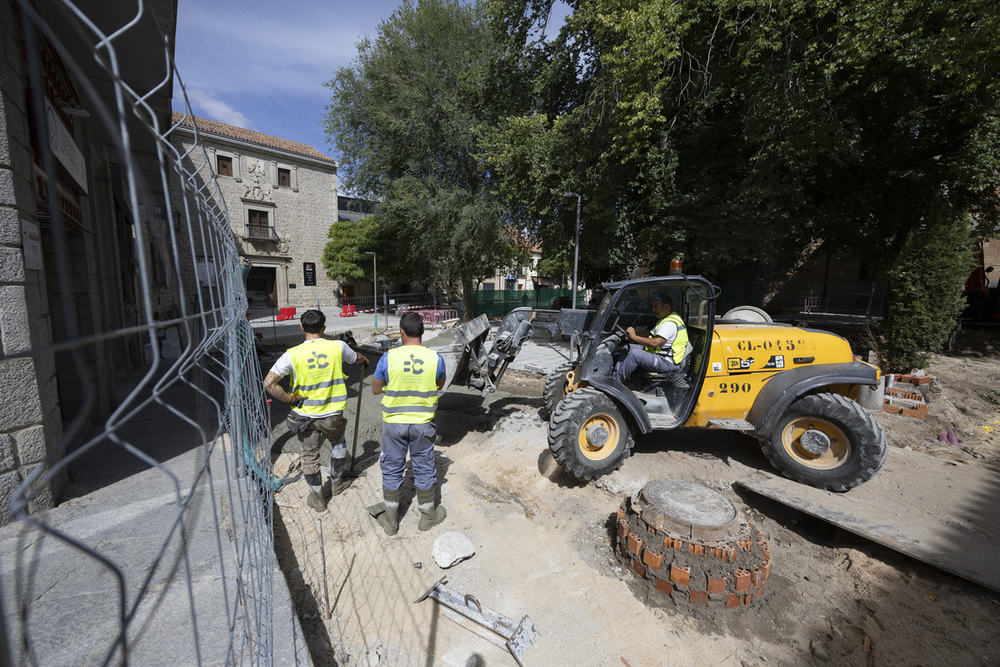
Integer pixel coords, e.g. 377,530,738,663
242,158,273,202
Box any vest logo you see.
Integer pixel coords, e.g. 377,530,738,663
403,354,424,374
307,352,329,370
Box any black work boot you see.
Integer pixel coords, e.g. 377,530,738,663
367,488,401,536
416,488,446,531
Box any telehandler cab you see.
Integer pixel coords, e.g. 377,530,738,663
543,264,887,491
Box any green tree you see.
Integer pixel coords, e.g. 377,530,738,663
323,0,528,319
484,0,1000,291
882,200,974,370
322,216,379,282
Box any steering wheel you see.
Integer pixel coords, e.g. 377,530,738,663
600,318,631,349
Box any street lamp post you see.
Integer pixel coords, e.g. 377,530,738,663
365,251,377,332
563,192,581,308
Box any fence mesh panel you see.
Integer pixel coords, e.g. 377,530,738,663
0,1,285,664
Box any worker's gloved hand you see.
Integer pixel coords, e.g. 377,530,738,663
288,395,306,408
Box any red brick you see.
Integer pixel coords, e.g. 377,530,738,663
707,577,726,594
690,590,709,605
670,565,691,587
620,544,629,559
735,569,751,593
633,558,646,578
662,536,673,550
617,507,625,521
761,561,771,582
912,376,930,386
751,570,762,587
726,593,741,608
618,519,628,538
655,578,673,595
886,387,922,401
627,533,643,556
901,404,928,418
688,544,705,557
743,594,752,606
643,549,664,571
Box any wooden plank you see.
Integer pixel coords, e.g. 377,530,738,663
735,447,1000,593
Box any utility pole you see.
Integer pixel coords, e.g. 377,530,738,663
563,192,581,308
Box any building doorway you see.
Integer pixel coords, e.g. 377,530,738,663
247,266,277,308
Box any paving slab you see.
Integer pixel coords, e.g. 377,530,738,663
736,446,1000,593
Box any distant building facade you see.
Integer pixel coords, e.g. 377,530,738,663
169,113,340,310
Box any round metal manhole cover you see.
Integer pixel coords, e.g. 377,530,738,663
637,479,739,543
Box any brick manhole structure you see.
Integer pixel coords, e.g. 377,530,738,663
615,479,771,609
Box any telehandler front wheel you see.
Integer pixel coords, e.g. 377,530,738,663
760,392,887,492
542,362,578,419
548,387,635,480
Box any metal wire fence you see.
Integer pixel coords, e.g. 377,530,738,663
0,0,288,664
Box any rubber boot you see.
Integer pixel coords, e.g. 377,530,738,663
367,488,401,536
416,488,446,531
305,473,327,512
329,454,352,496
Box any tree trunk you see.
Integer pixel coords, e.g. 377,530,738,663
461,275,475,322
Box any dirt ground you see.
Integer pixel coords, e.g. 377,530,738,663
268,328,1000,666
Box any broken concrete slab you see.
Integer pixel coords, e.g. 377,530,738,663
433,532,476,569
735,446,1000,593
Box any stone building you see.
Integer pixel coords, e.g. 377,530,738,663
0,0,179,523
169,113,340,310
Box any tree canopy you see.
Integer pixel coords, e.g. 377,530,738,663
482,0,1000,289
322,0,528,316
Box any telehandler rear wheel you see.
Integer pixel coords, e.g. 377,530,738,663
542,362,578,419
761,392,887,492
548,387,635,480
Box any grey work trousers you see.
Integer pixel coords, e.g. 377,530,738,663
379,421,438,491
611,343,679,383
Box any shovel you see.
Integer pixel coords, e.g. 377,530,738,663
342,360,368,479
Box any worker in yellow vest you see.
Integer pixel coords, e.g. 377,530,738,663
367,312,447,535
265,309,368,511
611,294,691,383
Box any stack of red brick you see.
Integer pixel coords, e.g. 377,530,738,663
883,374,931,418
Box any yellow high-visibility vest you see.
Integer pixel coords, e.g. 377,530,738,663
288,339,348,415
643,312,689,365
381,345,440,424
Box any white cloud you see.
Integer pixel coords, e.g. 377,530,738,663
186,89,254,129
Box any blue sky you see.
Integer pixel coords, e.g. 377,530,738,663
172,0,568,165
172,0,397,161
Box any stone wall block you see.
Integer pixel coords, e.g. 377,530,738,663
13,424,46,466
0,432,15,471
0,205,21,244
0,470,19,525
22,465,55,514
0,246,25,282
0,358,42,430
0,285,30,354
0,167,14,204
0,90,9,165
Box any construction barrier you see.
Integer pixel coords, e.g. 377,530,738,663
415,309,459,329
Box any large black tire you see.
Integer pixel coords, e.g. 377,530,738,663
548,387,635,480
760,392,887,492
542,362,577,419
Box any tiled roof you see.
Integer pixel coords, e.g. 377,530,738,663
171,111,336,164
